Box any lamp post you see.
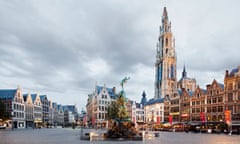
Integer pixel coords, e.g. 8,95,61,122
11,111,14,131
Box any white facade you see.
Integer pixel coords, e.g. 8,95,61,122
132,102,144,124
32,94,43,127
12,87,26,128
86,84,116,128
144,100,164,124
23,93,34,128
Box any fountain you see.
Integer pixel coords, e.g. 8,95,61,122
80,77,143,141
104,77,142,140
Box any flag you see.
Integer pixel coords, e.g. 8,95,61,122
83,116,87,125
157,116,161,124
169,115,172,125
224,110,231,125
200,112,205,123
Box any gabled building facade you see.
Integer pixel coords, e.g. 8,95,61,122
144,98,164,124
224,66,240,122
63,105,78,126
31,94,43,128
48,100,54,126
40,95,49,126
86,84,117,128
23,93,34,128
0,86,25,128
52,102,58,126
57,104,64,126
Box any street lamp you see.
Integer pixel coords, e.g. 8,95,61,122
11,111,14,130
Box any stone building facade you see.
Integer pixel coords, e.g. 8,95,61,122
224,66,240,122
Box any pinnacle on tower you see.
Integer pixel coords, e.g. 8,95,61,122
163,6,168,17
182,65,187,78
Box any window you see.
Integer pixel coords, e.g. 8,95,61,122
227,106,233,112
197,93,200,98
228,83,233,90
228,93,233,102
207,99,211,104
207,107,211,113
212,107,217,112
166,48,168,55
218,97,223,103
238,81,240,89
213,98,217,104
192,102,195,105
218,106,223,112
166,38,168,47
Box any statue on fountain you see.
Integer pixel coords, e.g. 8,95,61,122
106,77,141,140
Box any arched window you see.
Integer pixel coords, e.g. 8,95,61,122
171,65,174,78
166,38,168,47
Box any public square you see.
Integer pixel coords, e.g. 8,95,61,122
0,128,240,144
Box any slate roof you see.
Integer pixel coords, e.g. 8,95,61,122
63,105,77,113
218,83,224,89
230,68,238,76
200,89,207,94
30,94,37,102
40,95,47,101
23,94,29,102
52,102,58,109
57,104,63,111
136,102,141,109
96,85,117,99
187,91,194,96
0,89,17,100
178,89,183,95
145,98,164,106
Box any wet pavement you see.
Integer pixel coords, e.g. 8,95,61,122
0,128,240,144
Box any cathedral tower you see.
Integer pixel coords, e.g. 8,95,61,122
155,7,178,99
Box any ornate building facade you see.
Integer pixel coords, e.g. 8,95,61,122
86,84,117,128
0,86,25,128
224,66,240,122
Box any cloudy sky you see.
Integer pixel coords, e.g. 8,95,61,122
0,0,240,111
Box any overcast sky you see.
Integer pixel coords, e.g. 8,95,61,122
0,0,240,111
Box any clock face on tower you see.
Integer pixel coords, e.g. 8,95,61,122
168,50,174,57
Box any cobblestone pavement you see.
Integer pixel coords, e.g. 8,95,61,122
0,128,240,144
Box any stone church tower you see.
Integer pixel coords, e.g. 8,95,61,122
155,7,178,100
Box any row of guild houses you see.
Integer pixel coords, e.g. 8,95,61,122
144,66,240,125
0,86,79,128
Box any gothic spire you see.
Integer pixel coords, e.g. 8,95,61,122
163,6,168,17
182,65,187,78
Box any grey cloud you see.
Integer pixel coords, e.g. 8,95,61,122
0,0,240,109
